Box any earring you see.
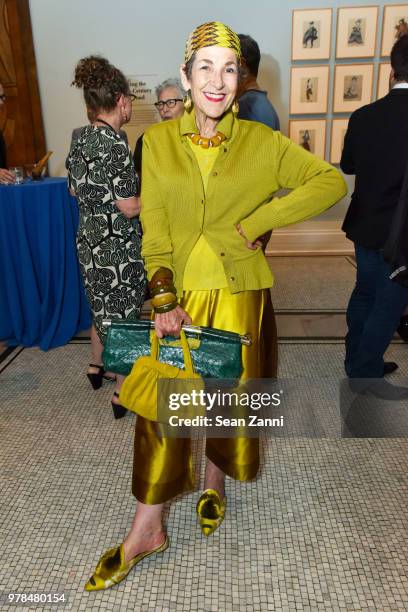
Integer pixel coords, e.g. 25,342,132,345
231,99,239,114
183,92,193,112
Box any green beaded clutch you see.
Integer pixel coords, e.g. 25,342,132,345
102,319,249,379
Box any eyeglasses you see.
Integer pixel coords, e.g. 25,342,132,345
126,93,137,102
154,99,183,111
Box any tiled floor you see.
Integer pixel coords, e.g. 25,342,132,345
276,313,348,339
268,256,356,312
0,341,407,611
1,255,407,611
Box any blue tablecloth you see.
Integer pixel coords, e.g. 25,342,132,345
0,177,91,350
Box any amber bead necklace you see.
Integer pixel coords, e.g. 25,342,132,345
188,132,226,149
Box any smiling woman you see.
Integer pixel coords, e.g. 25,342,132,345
83,21,347,593
181,46,239,130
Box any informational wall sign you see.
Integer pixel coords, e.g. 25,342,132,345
125,74,160,149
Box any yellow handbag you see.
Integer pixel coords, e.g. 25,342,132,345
119,330,204,422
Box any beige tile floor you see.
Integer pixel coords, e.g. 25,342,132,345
0,342,407,611
1,255,407,611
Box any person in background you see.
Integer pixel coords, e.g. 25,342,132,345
133,78,184,187
237,34,280,131
0,83,15,184
341,34,408,398
236,33,281,373
154,78,185,121
83,21,346,592
395,22,408,343
70,108,129,151
396,18,408,38
67,110,130,388
66,56,146,418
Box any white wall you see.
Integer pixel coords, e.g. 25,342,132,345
29,0,399,225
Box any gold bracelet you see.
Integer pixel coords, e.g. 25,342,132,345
150,285,177,298
151,292,177,308
154,300,178,314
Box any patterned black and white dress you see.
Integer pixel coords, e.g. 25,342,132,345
66,125,146,342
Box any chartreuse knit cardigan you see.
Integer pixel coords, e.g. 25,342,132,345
140,109,347,296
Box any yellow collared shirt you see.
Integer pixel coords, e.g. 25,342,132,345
183,140,227,290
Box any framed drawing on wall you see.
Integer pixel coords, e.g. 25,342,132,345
381,4,408,56
290,66,329,114
336,6,379,58
333,64,374,113
377,62,391,99
289,119,327,160
330,119,349,164
292,8,332,60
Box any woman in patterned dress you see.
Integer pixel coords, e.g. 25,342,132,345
66,56,146,418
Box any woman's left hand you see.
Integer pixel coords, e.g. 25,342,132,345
236,223,263,250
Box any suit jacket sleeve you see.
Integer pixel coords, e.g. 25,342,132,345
340,113,356,175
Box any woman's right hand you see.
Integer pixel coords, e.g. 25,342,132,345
154,305,192,338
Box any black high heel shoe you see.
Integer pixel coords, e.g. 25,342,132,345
87,364,105,390
111,392,127,419
397,315,408,342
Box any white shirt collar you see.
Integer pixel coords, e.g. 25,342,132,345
393,82,408,89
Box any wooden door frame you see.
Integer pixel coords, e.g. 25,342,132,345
1,0,46,165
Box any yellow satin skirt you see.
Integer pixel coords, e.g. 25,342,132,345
132,288,277,504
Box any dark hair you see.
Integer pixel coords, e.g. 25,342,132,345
72,55,130,112
391,34,408,82
238,34,260,77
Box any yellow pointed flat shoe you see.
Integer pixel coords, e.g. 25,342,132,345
196,489,226,537
84,536,169,591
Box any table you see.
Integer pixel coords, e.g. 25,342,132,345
0,177,91,350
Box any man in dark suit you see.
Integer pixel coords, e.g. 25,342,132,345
341,34,408,396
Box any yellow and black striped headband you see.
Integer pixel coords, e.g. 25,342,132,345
184,21,241,63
